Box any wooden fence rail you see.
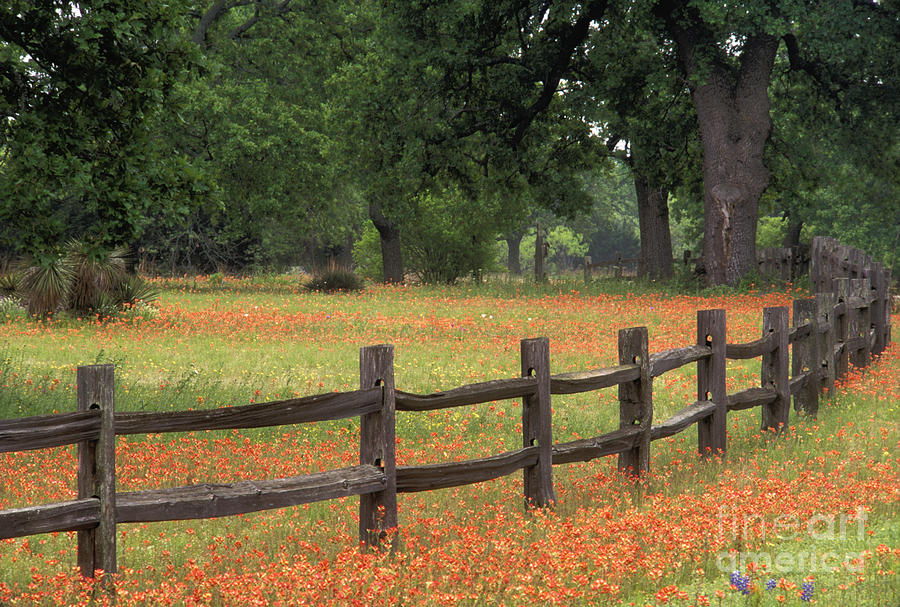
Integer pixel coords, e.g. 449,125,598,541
583,244,811,282
0,239,892,587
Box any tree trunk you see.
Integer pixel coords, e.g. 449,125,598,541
505,231,523,275
783,219,803,249
368,202,403,283
634,173,673,280
666,15,779,285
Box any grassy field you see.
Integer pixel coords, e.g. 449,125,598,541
0,277,897,606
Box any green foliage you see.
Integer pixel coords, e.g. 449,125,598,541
351,224,384,282
353,188,501,284
305,268,364,293
403,188,500,284
0,0,200,256
756,216,788,249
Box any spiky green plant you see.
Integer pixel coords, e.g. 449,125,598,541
18,255,74,317
114,274,160,307
67,240,127,314
305,268,364,293
0,270,20,296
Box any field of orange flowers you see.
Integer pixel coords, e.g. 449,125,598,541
0,278,897,606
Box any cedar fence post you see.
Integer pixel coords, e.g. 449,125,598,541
617,327,652,476
809,237,822,293
76,364,117,580
833,278,850,381
359,345,398,551
792,299,818,417
521,337,555,508
850,278,871,368
761,307,790,433
535,224,545,283
871,263,886,356
816,293,836,398
697,310,727,457
584,256,592,284
885,268,892,346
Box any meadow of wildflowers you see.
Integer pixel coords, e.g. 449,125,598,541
0,278,897,606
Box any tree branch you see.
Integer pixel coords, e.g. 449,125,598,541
508,0,609,147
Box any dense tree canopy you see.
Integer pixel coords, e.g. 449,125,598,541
0,0,896,281
0,1,197,259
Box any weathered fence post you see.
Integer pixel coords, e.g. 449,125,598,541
697,310,727,457
359,345,398,551
792,299,818,417
886,267,893,346
816,292,836,398
871,263,886,356
810,237,822,293
617,327,652,476
851,278,871,368
584,256,592,284
833,278,850,380
761,307,790,433
76,364,117,580
535,224,546,282
521,337,555,508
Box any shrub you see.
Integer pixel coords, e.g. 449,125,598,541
403,188,499,284
305,268,364,293
351,224,384,282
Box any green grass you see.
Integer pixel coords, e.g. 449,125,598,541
0,279,895,606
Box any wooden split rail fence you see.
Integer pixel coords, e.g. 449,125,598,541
0,242,892,584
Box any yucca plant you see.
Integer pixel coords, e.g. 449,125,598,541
18,255,74,317
67,240,128,314
114,274,160,307
0,271,20,297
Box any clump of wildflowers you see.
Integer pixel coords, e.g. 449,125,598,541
730,571,751,595
801,580,814,602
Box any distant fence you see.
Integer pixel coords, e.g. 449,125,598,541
0,239,892,588
584,245,811,282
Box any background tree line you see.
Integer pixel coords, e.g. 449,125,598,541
1,0,897,286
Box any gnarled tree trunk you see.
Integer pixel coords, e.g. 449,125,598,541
634,173,673,280
665,7,779,285
691,37,778,285
369,202,403,283
505,231,523,275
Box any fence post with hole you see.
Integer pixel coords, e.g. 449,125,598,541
76,364,117,580
697,309,727,457
617,327,652,476
359,345,398,550
761,307,790,433
521,337,555,508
